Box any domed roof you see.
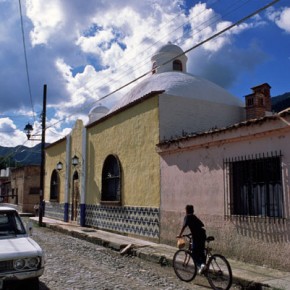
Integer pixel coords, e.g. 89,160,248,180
88,104,109,124
154,42,184,55
110,71,243,112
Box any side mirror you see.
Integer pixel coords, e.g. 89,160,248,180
26,221,33,236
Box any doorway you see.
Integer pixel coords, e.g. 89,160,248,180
71,171,79,222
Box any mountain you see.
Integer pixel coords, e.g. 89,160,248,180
271,92,290,113
0,144,45,168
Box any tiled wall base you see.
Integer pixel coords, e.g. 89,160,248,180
44,202,65,221
86,204,160,239
44,203,160,239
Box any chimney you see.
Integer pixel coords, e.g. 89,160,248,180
244,83,272,120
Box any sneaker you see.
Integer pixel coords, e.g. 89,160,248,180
198,264,206,275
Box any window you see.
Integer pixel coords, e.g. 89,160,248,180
224,152,283,218
101,155,121,202
247,98,254,106
50,170,59,201
173,60,182,71
152,62,157,74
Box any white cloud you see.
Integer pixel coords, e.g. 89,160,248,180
267,6,290,33
26,0,64,46
0,118,28,147
0,0,288,147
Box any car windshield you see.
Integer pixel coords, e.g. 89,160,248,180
0,211,26,237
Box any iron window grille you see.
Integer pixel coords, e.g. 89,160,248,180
224,151,284,220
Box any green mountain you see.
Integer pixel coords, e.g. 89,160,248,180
0,144,44,168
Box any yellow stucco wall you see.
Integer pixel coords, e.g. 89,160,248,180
70,119,84,183
44,139,66,203
44,119,84,204
86,96,160,207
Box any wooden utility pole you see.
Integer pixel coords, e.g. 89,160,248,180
39,84,47,226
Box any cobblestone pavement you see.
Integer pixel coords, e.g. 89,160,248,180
27,222,242,290
32,225,210,290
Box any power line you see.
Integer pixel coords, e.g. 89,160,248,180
44,0,280,135
18,0,36,123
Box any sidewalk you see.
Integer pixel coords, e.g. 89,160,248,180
30,217,290,290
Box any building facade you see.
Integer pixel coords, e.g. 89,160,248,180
43,43,289,270
8,165,40,213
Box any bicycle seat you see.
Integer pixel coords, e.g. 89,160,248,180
206,236,215,242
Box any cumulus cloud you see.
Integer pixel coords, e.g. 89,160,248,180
0,0,288,147
266,6,290,33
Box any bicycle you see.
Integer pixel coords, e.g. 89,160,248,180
173,234,232,290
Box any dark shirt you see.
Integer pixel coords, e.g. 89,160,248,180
183,214,205,242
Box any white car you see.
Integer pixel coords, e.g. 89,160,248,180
0,206,44,290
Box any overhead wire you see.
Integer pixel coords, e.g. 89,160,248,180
38,0,241,130
70,0,229,98
44,0,279,136
18,0,36,123
5,0,280,145
7,0,248,129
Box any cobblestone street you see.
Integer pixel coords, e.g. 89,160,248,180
31,223,215,290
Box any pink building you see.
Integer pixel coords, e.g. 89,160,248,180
157,84,290,270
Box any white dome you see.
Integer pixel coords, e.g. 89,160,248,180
110,71,243,112
154,42,184,55
151,42,187,74
88,104,109,124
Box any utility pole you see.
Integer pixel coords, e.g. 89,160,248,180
39,84,47,226
24,84,47,226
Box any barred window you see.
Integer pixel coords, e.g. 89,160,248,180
224,152,284,218
101,155,121,202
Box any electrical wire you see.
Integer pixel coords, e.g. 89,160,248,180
35,0,249,132
3,0,280,145
18,0,36,123
43,0,280,136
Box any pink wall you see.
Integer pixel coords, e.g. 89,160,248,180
159,114,290,270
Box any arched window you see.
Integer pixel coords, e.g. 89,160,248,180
50,170,59,201
173,59,182,71
101,155,121,202
152,61,157,74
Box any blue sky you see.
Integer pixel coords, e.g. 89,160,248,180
0,0,289,147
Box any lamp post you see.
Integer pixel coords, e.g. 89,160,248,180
24,84,47,227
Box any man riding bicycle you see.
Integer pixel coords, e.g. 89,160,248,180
177,204,206,274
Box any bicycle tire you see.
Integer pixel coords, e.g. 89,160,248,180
205,254,232,290
173,249,197,282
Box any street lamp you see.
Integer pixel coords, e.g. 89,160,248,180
56,161,63,171
23,123,33,140
24,84,47,227
72,155,79,167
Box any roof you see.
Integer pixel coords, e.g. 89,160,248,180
110,71,243,113
153,42,184,55
157,108,290,147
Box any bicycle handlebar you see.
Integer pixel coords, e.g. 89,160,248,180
177,234,215,243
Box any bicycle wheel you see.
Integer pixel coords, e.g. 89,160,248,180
205,254,232,290
173,249,197,282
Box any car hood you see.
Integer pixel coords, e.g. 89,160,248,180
0,237,43,260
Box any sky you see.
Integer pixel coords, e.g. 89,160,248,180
0,0,289,148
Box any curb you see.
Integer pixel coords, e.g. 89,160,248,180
32,219,284,290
